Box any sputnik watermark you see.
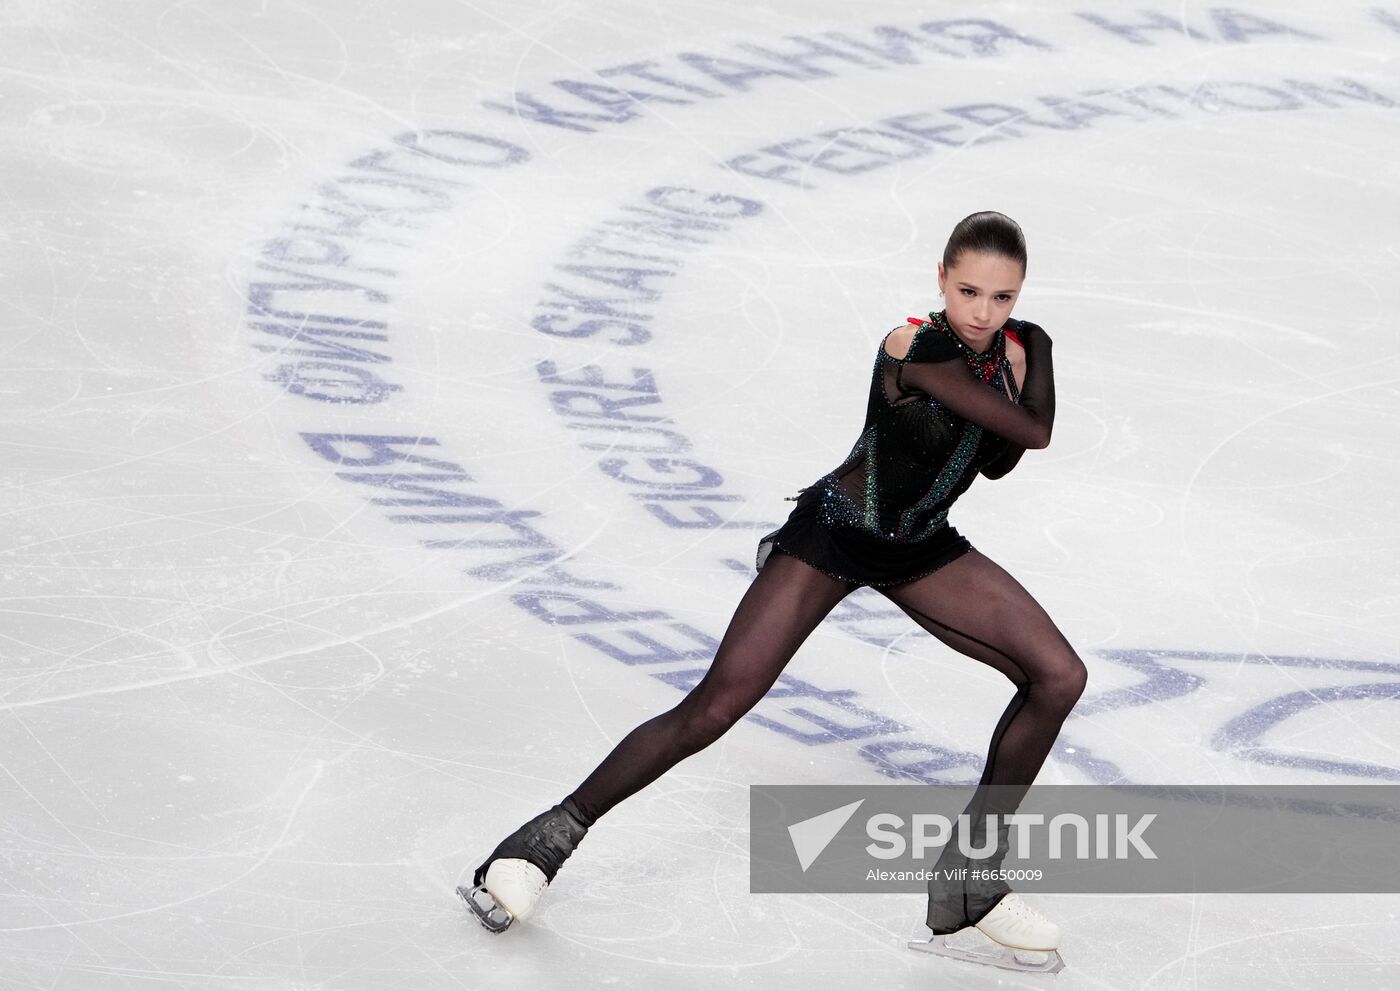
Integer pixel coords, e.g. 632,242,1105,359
790,806,1157,871
864,812,1158,860
754,784,1400,894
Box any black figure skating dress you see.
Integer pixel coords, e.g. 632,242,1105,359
756,309,1041,587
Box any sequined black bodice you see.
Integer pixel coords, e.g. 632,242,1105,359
805,311,1025,542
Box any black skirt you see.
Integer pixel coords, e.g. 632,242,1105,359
755,484,972,588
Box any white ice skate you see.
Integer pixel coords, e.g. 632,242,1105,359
457,859,547,933
459,797,593,934
907,893,1065,974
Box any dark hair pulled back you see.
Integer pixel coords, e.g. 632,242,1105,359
943,211,1027,275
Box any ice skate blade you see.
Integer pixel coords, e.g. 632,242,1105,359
908,933,1065,975
457,884,513,934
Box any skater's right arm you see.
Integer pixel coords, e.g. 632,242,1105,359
895,323,1056,450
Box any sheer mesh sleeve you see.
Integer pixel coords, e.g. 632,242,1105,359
900,323,1055,450
979,438,1027,480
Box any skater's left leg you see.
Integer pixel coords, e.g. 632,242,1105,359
876,548,1087,936
877,548,1087,795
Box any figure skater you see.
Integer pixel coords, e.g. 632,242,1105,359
461,211,1086,974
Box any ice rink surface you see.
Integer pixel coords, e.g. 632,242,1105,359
3,1,1399,988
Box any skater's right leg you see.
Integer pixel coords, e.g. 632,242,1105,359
464,550,857,930
567,548,858,821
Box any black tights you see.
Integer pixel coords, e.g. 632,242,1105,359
568,548,1087,825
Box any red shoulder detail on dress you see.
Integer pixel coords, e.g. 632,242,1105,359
906,317,924,326
1005,329,1023,347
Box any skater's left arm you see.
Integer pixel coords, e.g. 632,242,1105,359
980,333,1033,479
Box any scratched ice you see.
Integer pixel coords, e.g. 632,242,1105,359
3,1,1398,989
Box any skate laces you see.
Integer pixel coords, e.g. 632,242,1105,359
1000,894,1048,925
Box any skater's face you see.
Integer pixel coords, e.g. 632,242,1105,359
938,252,1024,351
